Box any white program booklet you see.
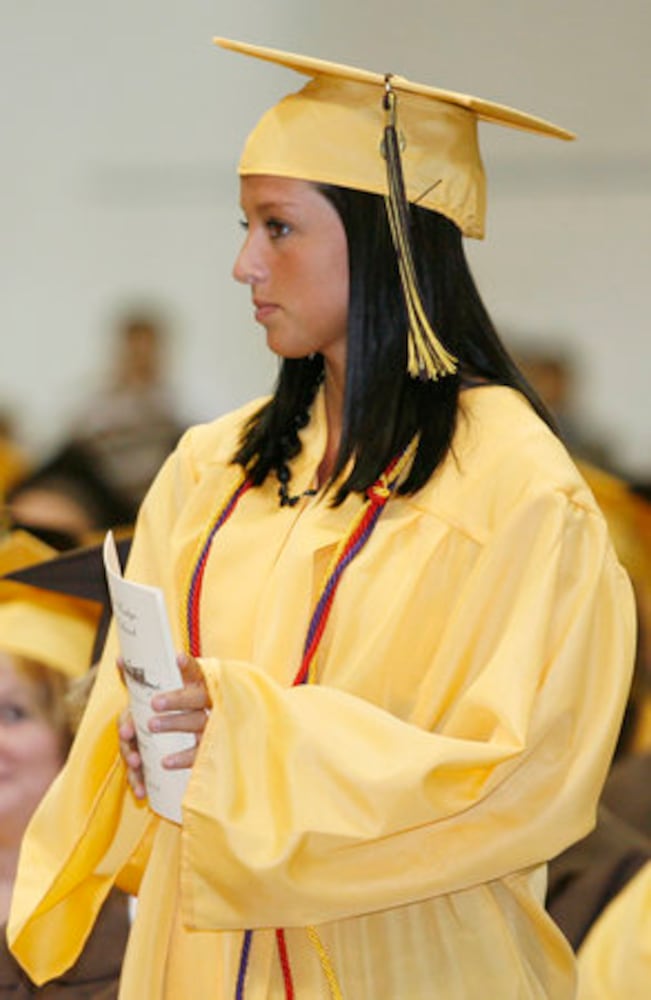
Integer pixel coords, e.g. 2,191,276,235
103,530,194,824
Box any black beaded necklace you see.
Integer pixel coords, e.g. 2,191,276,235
277,468,318,507
276,408,319,507
275,371,325,507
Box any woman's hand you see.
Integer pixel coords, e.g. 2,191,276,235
150,653,212,770
118,706,146,800
117,653,212,798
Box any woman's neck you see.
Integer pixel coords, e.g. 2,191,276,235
318,361,345,485
0,842,20,925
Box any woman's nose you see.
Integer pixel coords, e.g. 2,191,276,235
232,234,266,286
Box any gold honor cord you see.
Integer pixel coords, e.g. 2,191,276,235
382,78,458,381
306,926,344,1000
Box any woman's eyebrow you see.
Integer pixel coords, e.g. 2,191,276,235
244,199,300,214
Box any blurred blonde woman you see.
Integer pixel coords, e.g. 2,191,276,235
0,530,129,999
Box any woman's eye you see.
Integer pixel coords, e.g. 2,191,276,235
266,218,291,240
0,702,30,724
239,218,249,231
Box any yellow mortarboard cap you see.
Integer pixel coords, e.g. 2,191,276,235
0,529,53,575
214,37,574,240
0,530,104,679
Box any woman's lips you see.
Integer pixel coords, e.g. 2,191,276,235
253,300,278,323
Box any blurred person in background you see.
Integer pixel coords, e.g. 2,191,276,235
0,406,32,505
64,307,187,518
0,529,130,998
4,441,134,551
512,343,616,472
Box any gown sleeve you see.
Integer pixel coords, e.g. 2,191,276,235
179,485,637,929
577,860,651,997
6,427,204,980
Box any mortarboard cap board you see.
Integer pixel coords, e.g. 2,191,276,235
0,530,133,674
4,532,132,607
214,37,574,240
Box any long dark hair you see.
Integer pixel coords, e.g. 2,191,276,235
233,184,556,503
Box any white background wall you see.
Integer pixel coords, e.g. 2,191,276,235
2,1,650,477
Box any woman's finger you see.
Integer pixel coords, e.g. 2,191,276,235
151,653,212,713
148,710,208,735
118,707,136,741
152,685,208,713
162,746,198,770
116,708,147,798
127,767,147,799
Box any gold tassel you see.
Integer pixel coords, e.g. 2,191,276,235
382,76,458,381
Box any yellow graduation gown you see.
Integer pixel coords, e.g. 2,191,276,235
577,859,651,997
8,386,636,998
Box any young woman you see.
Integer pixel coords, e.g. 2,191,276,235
8,39,635,999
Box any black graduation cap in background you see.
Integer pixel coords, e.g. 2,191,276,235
4,532,133,663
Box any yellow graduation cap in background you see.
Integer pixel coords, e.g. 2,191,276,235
215,37,574,381
0,531,103,679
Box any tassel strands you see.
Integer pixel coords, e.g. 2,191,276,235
382,76,458,381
